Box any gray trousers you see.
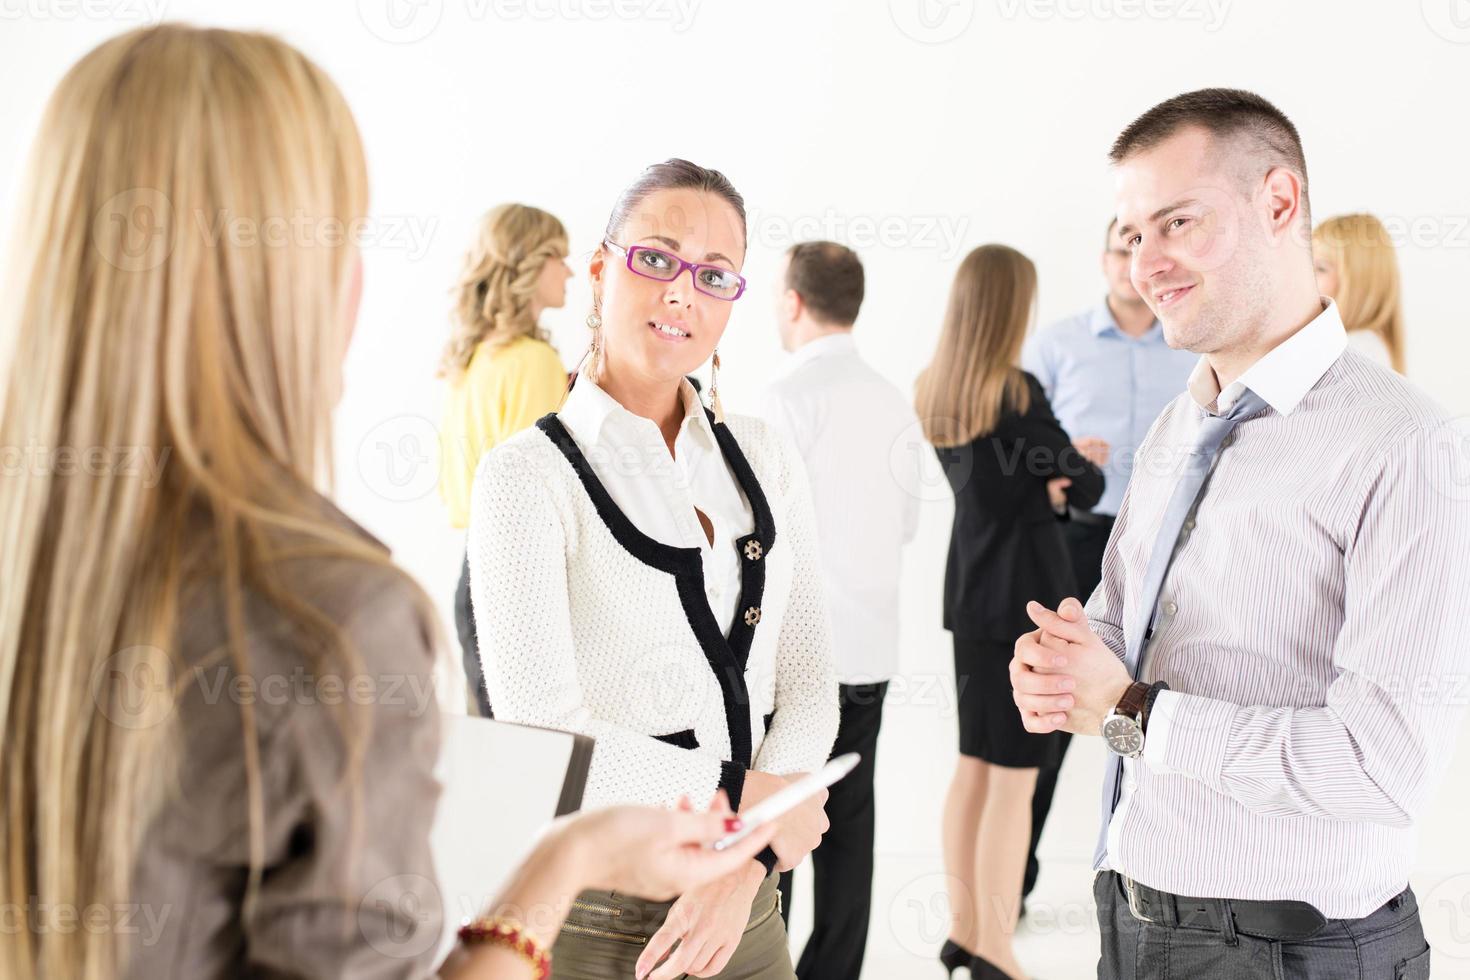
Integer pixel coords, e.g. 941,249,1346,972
1095,871,1432,979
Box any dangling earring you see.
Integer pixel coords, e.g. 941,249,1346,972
585,307,603,383
709,348,725,425
561,307,602,410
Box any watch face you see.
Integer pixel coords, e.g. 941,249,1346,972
1103,716,1144,757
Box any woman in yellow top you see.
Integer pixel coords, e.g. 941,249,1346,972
1312,213,1407,374
440,204,573,714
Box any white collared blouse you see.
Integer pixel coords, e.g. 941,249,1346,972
468,379,840,823
555,378,751,636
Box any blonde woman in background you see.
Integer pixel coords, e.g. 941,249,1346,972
0,25,776,980
440,204,573,716
1312,213,1406,373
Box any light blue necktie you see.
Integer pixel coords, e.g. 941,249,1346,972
1092,386,1269,869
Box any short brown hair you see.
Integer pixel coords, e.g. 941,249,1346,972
784,241,864,326
1110,88,1309,223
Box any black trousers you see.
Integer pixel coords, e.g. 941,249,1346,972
777,680,887,980
1023,515,1112,897
1095,871,1431,979
455,551,492,718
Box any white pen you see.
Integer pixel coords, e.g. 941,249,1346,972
711,753,861,851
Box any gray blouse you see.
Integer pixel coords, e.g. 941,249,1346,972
124,512,444,979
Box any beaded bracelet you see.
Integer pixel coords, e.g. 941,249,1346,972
457,915,551,979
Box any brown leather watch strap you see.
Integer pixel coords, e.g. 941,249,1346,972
1115,680,1151,721
1142,681,1169,733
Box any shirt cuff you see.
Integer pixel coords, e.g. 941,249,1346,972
1142,690,1235,790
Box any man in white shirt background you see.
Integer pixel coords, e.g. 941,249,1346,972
764,241,922,980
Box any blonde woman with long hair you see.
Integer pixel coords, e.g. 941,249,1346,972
1312,213,1406,373
0,25,776,980
440,204,572,717
916,245,1103,980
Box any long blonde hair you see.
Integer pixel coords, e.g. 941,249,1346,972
439,203,567,379
0,25,432,979
1313,213,1406,373
915,244,1037,447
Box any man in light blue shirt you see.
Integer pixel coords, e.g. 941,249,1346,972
1017,218,1196,904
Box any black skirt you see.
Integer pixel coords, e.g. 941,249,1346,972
952,632,1062,768
455,551,492,718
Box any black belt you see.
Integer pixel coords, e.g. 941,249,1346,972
1117,874,1329,941
1067,508,1116,528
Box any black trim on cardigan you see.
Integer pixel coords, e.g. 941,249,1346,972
719,760,747,809
706,409,778,673
652,729,701,751
725,758,776,873
533,411,778,787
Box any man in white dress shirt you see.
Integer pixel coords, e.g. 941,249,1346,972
1011,88,1465,978
764,242,922,980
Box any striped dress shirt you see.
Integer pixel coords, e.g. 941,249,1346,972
1090,300,1470,918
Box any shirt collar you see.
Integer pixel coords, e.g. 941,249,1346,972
558,375,716,450
1186,299,1348,417
781,331,856,373
1089,300,1163,342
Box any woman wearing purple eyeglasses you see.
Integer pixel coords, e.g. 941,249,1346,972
469,159,840,979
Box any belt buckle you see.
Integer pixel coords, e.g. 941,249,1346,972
1122,875,1155,924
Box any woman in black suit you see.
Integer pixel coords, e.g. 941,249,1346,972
915,244,1104,980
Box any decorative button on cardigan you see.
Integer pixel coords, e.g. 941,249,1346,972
469,405,840,818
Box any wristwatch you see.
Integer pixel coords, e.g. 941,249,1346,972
1102,681,1169,758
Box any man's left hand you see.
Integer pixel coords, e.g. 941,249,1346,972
1010,597,1132,737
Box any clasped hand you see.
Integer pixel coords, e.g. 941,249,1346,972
1010,597,1131,736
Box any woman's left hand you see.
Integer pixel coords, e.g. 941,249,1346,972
635,859,764,979
1047,476,1072,512
566,789,774,903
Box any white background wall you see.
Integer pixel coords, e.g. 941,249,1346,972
5,1,1470,975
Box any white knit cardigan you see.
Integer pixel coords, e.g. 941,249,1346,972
468,407,840,815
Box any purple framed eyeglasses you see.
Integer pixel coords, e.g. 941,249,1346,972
603,239,747,301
